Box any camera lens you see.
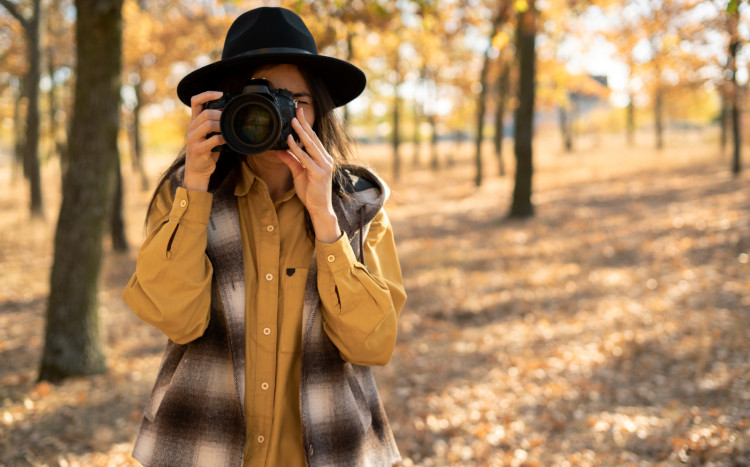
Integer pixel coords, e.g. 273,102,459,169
234,105,274,145
221,95,281,154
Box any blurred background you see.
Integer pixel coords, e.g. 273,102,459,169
1,0,749,466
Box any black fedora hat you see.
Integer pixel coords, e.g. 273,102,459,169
176,7,366,108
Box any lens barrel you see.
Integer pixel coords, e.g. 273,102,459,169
220,94,283,155
206,79,297,155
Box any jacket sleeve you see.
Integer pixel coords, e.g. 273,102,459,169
122,184,214,344
316,208,406,366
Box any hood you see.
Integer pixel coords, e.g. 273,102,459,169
332,164,390,240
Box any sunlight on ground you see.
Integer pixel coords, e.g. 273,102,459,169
1,128,748,466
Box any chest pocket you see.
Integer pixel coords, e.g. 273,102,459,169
278,267,308,353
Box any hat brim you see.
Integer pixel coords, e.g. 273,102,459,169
176,52,366,108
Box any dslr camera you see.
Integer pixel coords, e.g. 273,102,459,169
204,79,298,154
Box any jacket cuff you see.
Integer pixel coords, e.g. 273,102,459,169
169,187,213,224
316,231,357,274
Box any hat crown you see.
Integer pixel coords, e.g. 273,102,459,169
222,7,318,60
177,7,366,108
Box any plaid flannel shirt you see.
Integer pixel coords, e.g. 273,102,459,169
131,165,400,467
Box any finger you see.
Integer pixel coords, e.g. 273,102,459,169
205,134,226,153
292,117,329,167
190,91,224,120
187,119,221,145
191,109,222,128
296,107,327,157
187,127,223,160
286,133,317,169
276,149,306,178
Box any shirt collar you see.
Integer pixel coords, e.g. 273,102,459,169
234,157,297,205
234,158,256,197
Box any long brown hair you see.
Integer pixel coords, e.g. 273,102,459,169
146,64,356,238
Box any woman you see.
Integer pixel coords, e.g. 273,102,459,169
123,7,406,467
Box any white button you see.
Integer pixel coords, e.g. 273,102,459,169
265,273,273,281
261,382,269,390
257,435,265,443
266,225,275,232
327,255,335,263
263,327,271,336
180,199,187,208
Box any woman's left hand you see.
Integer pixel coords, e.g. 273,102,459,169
277,107,342,243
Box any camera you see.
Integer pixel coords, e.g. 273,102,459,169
204,79,298,154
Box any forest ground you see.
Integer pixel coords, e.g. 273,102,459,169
0,130,749,466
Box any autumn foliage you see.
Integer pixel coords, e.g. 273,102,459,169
1,0,749,465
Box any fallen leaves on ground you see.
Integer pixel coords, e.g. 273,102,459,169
1,134,748,466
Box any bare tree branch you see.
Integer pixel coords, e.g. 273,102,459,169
0,0,30,30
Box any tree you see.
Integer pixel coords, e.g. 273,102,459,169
607,0,704,150
0,14,27,179
726,0,742,175
39,0,124,381
509,0,536,218
392,41,403,182
473,10,508,187
1,0,43,216
110,158,128,252
121,0,232,192
44,0,74,166
408,1,471,172
295,0,393,126
493,56,511,175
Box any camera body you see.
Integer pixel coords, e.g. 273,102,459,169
204,79,298,155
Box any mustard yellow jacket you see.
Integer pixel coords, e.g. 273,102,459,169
123,160,406,466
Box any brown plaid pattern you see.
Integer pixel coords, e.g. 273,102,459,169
132,165,400,466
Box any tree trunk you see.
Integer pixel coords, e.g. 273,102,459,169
654,87,664,150
728,14,742,175
429,113,439,171
473,76,486,187
447,130,458,167
392,91,401,182
343,30,354,126
731,95,741,174
719,97,727,155
474,18,501,187
392,53,401,182
39,0,124,382
46,0,67,163
12,79,25,183
22,0,44,216
494,62,509,177
559,104,573,152
47,48,58,160
130,79,149,190
627,93,635,146
110,156,128,252
412,96,421,168
509,3,536,219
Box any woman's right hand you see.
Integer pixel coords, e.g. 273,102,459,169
184,91,226,191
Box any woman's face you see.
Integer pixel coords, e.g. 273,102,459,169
253,64,315,128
